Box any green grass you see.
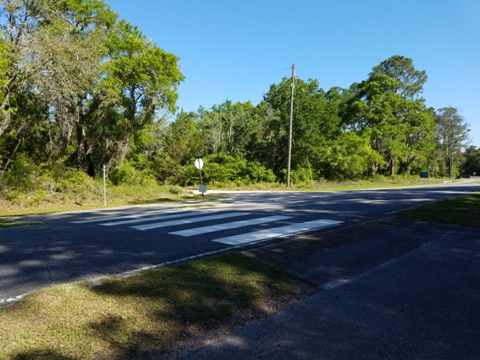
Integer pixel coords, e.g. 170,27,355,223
399,193,480,227
0,253,310,360
1,175,452,217
0,218,39,228
204,176,452,192
0,185,221,217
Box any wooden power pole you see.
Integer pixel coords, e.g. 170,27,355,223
287,64,295,188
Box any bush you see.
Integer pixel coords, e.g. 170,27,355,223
203,154,247,184
168,186,184,195
181,154,277,186
56,170,99,202
291,168,312,184
245,162,276,183
4,153,42,192
108,162,154,186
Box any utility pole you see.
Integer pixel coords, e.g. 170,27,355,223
287,64,295,188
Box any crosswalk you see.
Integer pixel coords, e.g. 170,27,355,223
212,219,344,246
169,215,291,237
70,209,343,246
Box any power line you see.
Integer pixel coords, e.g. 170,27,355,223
180,68,288,92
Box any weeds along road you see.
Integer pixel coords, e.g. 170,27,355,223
1,181,479,303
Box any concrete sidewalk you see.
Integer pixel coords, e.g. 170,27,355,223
180,220,480,359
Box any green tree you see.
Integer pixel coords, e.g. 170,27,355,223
0,90,50,178
83,19,184,175
0,0,38,138
259,77,341,179
198,100,260,158
345,55,435,175
371,55,427,98
0,0,183,179
0,0,118,179
323,131,384,180
460,146,480,176
0,0,118,176
435,107,470,178
0,33,8,137
153,111,206,184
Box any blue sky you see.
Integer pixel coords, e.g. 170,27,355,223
108,0,480,147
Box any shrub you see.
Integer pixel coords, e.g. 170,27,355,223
290,168,312,184
4,153,42,192
108,162,154,186
168,186,184,195
203,154,247,184
245,162,276,183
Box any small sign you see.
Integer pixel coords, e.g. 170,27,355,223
199,184,207,194
195,158,204,169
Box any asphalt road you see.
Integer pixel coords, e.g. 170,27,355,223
1,181,479,303
183,221,480,360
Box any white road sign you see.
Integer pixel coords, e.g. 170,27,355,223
195,158,204,169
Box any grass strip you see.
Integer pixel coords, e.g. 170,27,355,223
1,177,457,217
398,193,480,227
205,177,450,191
0,253,310,360
0,195,222,217
0,218,39,228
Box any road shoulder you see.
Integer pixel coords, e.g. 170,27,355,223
180,221,480,359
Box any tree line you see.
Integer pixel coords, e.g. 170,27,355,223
155,56,475,185
0,0,477,197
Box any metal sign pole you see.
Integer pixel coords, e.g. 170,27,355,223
103,164,107,206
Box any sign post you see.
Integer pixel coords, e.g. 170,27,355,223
195,156,206,196
103,164,107,206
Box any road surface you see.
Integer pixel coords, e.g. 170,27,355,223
1,181,479,303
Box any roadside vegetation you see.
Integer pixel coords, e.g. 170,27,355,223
0,253,312,360
0,0,479,357
0,166,217,216
1,0,478,213
0,218,37,228
399,193,480,227
0,164,449,218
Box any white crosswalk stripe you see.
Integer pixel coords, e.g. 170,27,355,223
69,209,185,224
99,212,204,227
212,219,343,245
69,209,343,246
130,212,250,231
169,215,292,237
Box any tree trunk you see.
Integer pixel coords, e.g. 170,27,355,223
449,149,454,179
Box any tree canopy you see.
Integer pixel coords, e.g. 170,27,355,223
0,1,473,199
0,0,183,179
